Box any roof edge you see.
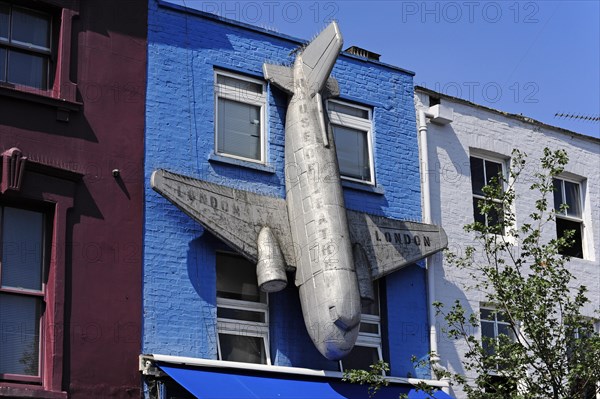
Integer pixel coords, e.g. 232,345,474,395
415,86,599,143
157,0,414,75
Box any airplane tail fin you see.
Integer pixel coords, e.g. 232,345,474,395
263,22,342,97
300,21,343,96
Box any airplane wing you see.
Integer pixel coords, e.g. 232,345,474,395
346,211,448,281
151,169,448,281
151,169,298,271
262,63,294,95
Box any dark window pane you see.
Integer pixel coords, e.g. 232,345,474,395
217,74,262,95
11,7,50,50
497,323,511,338
473,198,486,225
0,293,41,376
217,98,261,160
0,3,8,40
329,102,369,119
497,323,516,344
553,179,564,213
577,380,598,399
481,320,495,338
495,311,508,323
557,218,583,258
217,307,265,323
341,346,380,371
481,320,495,356
218,333,266,364
333,125,370,181
487,201,504,234
359,322,379,334
480,309,493,321
484,159,503,188
470,157,485,196
564,181,581,218
216,253,263,303
7,50,47,89
1,207,44,291
485,376,516,394
0,48,5,82
471,157,503,196
473,197,504,232
361,282,379,316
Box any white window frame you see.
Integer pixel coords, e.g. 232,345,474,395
553,177,585,259
565,318,599,399
327,99,375,185
480,305,517,376
480,307,512,343
469,154,508,233
215,252,270,365
339,283,383,372
339,341,383,373
214,69,267,164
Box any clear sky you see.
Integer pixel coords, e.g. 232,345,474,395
168,0,600,139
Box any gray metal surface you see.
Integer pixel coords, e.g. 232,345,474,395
151,21,448,361
264,21,362,360
151,169,448,280
150,170,297,270
151,169,449,360
256,226,288,292
347,211,448,280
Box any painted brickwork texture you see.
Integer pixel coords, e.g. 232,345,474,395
144,0,427,377
416,91,600,397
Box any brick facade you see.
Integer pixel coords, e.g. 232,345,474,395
144,0,429,380
416,87,600,398
0,1,146,397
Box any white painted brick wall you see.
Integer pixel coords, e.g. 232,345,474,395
416,90,600,398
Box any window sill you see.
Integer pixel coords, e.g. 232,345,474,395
0,85,81,121
341,179,385,194
0,385,67,399
558,254,589,262
209,153,276,174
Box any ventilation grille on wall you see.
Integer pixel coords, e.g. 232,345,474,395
344,46,381,61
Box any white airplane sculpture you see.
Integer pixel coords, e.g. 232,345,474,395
151,22,447,361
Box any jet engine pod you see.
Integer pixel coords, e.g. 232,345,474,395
257,226,288,292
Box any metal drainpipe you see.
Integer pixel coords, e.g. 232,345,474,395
417,108,451,393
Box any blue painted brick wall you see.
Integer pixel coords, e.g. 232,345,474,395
144,0,428,377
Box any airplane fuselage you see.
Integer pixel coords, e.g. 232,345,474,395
283,56,361,360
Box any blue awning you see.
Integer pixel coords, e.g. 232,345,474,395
407,388,455,399
158,363,454,399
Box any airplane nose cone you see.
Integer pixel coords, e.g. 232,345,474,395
319,324,360,361
299,269,362,361
304,315,360,360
